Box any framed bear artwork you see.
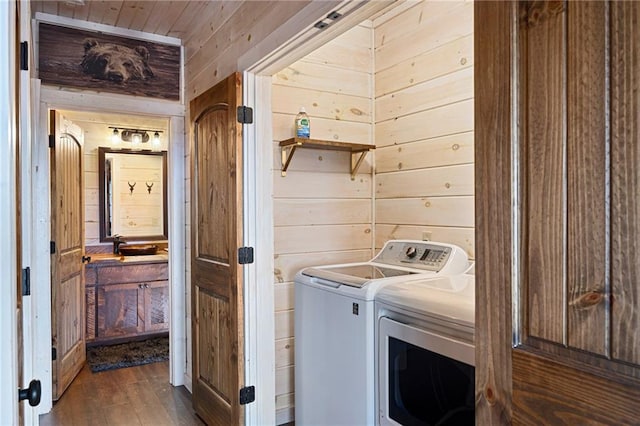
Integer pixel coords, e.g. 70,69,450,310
38,23,180,101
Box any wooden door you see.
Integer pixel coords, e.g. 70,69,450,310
190,72,244,425
50,110,85,401
476,1,640,424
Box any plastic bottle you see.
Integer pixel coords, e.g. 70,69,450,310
295,107,310,138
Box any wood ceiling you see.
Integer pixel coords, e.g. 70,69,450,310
30,0,225,42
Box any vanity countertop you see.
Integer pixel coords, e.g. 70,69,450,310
87,252,168,264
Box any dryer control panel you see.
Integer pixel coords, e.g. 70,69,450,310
373,240,469,274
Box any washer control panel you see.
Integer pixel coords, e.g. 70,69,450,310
374,240,469,274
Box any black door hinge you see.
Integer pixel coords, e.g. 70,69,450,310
51,347,57,361
239,385,255,405
20,41,29,71
238,247,254,265
48,134,55,148
50,241,56,254
22,267,31,296
237,106,253,124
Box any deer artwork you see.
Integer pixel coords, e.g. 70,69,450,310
146,182,153,194
128,181,136,195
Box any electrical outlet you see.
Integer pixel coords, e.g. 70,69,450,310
422,231,432,241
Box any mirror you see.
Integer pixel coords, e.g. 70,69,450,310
98,147,168,242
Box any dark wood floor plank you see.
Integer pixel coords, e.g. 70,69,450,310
40,361,203,425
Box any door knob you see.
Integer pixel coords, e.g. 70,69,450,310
18,379,41,407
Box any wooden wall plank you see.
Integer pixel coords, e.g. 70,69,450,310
566,1,607,356
182,1,243,59
376,67,473,123
271,85,372,124
375,34,473,98
376,164,474,199
375,224,474,259
521,0,566,344
375,2,472,72
275,310,293,340
273,61,371,98
611,0,640,366
376,99,474,147
376,132,473,173
275,224,373,254
275,366,294,397
275,337,294,368
274,199,371,226
303,25,372,72
376,197,474,227
273,172,372,199
274,283,294,312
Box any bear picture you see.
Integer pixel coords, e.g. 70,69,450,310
81,39,155,84
39,23,180,101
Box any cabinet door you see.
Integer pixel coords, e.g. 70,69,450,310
143,280,169,333
97,283,144,338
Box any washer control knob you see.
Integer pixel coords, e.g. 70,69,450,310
405,246,418,259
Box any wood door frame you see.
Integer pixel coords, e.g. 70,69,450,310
32,88,186,414
0,0,19,422
239,1,397,423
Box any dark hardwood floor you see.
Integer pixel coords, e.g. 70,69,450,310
39,361,205,426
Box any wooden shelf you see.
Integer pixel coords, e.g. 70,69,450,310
279,137,375,180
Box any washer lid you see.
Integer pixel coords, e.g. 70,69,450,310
302,264,419,288
376,274,475,327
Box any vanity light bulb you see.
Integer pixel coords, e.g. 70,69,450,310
132,132,142,145
111,128,120,144
153,131,161,146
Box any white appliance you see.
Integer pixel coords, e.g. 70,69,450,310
376,274,475,425
294,240,470,426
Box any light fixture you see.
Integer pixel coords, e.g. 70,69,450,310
108,126,163,147
111,128,120,144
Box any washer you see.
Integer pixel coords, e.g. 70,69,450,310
294,240,470,426
376,274,475,425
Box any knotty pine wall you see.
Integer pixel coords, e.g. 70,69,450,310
373,0,475,257
271,23,375,424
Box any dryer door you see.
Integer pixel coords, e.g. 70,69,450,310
378,317,475,425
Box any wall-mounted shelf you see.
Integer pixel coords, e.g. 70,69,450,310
279,137,375,180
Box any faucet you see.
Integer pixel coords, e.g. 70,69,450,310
113,235,125,254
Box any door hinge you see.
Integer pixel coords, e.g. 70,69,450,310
48,134,55,148
237,106,253,124
238,247,254,265
21,267,31,296
50,240,56,254
239,385,255,405
20,41,29,71
51,347,57,361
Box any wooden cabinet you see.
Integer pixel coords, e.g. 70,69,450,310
85,258,168,344
476,1,640,424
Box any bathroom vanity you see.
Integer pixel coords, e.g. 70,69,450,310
85,254,169,345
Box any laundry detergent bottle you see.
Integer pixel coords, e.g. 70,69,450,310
295,107,310,138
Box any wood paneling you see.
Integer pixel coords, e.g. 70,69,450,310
513,350,640,424
375,132,474,173
376,99,474,147
474,2,513,423
274,250,372,284
273,171,371,199
376,164,474,199
566,0,607,355
611,0,640,366
521,0,566,345
375,225,475,259
376,197,475,227
274,199,371,226
275,224,372,255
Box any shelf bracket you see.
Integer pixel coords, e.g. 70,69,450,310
350,151,368,180
281,142,302,176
